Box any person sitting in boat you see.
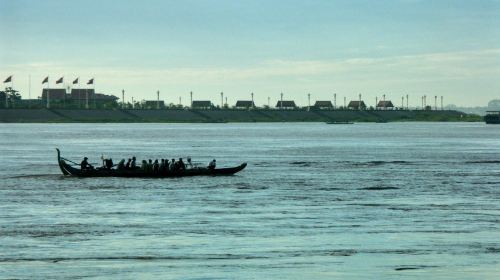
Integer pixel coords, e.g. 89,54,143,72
105,158,114,170
117,159,125,170
147,159,153,173
125,158,132,169
169,158,176,172
178,158,186,171
131,157,137,169
153,159,160,173
141,160,148,171
187,157,193,169
159,159,166,173
80,157,93,171
208,159,216,170
165,159,171,173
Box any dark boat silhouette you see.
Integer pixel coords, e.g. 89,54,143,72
485,111,500,124
56,148,246,178
326,121,354,124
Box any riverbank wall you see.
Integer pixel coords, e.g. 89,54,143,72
0,108,477,123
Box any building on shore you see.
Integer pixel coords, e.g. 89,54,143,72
377,100,394,110
313,101,333,110
42,89,69,100
41,88,118,109
348,100,367,110
192,100,213,109
276,100,296,109
142,100,165,109
235,100,255,109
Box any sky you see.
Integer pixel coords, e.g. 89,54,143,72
1,0,499,107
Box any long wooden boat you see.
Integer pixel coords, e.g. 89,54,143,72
56,148,247,178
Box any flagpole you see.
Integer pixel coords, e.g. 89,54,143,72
86,79,89,109
5,77,8,108
63,79,66,109
9,76,13,108
78,78,80,109
47,77,50,109
4,78,8,108
93,80,95,109
77,78,80,109
28,75,31,109
11,76,14,105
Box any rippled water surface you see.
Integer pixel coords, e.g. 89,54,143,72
0,122,499,279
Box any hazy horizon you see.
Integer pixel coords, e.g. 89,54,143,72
1,0,499,107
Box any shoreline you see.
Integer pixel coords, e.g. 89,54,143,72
0,108,482,123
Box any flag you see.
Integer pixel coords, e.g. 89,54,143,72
42,77,48,84
72,78,79,84
87,78,94,85
3,75,12,83
56,77,63,84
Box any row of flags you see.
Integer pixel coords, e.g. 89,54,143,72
42,77,94,85
3,75,94,85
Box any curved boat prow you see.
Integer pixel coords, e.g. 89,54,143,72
56,148,70,175
233,162,247,175
213,162,247,175
238,162,248,173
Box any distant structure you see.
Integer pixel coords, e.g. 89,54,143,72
40,88,118,108
70,89,94,102
313,101,333,110
348,100,366,110
377,100,394,110
235,100,255,109
42,88,68,100
143,100,165,109
191,100,213,109
276,100,296,109
94,93,118,102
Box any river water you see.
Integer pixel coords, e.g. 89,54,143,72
0,122,499,279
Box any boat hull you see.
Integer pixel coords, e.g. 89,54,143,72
56,149,246,178
484,115,500,124
326,121,354,125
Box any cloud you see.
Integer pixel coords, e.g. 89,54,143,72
5,48,500,81
3,49,500,106
115,48,500,83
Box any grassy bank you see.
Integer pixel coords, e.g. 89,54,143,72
0,108,482,123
